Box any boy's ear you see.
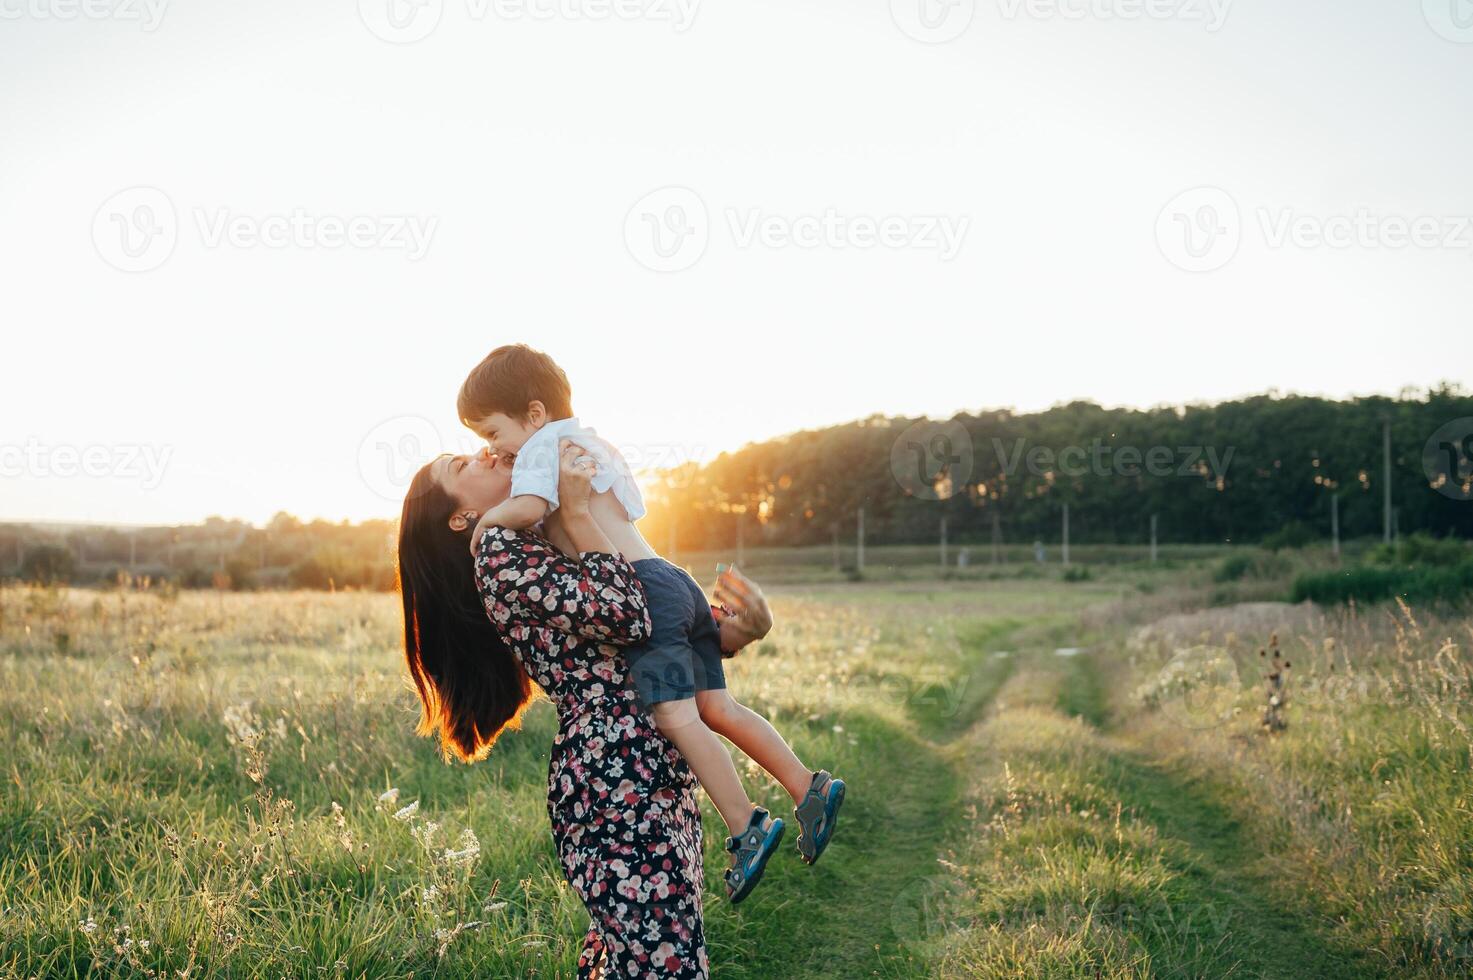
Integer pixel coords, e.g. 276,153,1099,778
448,509,479,533
526,400,546,425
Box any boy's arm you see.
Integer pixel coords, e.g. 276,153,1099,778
467,494,551,553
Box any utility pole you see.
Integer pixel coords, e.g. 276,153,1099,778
129,532,137,570
1061,503,1070,567
735,510,745,567
1331,493,1340,563
1150,514,1158,564
939,517,948,569
856,504,865,573
1383,416,1392,544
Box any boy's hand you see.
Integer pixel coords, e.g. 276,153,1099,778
712,565,772,655
467,510,499,554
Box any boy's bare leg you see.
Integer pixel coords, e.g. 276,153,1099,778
650,697,766,835
696,689,813,806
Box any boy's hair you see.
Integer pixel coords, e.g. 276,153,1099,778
457,344,573,426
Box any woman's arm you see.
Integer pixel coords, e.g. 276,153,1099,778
474,440,650,646
466,494,551,552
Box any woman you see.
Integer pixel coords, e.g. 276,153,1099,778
396,438,771,978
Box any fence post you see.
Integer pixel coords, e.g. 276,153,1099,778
1062,503,1070,567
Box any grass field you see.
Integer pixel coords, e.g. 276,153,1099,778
2,554,1470,978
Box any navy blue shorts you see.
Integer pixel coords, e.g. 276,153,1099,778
626,557,727,709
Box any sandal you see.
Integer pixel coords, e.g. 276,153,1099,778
723,806,784,904
793,770,846,865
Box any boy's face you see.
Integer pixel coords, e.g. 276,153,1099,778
468,401,545,456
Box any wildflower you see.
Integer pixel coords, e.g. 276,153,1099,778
378,788,400,806
393,800,420,821
444,828,481,868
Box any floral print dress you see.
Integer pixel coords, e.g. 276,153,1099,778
473,526,709,979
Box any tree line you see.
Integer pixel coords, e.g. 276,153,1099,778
5,385,1469,589
636,383,1473,553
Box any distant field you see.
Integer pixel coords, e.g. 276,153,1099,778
2,555,1469,978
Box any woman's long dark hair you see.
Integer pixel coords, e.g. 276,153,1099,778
397,459,532,763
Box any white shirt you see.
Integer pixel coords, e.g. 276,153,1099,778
508,416,646,521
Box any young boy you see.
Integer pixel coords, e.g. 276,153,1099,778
457,343,846,903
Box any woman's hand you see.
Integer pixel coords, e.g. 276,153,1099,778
712,565,772,656
557,439,596,516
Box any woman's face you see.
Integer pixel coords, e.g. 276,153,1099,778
430,448,512,529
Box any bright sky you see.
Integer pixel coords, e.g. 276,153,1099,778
3,0,1471,525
